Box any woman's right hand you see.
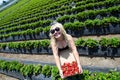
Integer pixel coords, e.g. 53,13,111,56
59,70,64,78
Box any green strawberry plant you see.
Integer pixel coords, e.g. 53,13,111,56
41,65,51,77
85,39,99,48
51,66,60,80
99,38,109,47
33,64,42,76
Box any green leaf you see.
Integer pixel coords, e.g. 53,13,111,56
51,66,59,78
85,39,98,48
75,38,85,47
99,38,109,47
41,65,51,77
33,64,42,76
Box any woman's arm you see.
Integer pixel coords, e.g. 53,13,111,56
51,41,64,78
67,35,83,73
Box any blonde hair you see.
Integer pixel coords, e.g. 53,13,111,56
49,22,70,47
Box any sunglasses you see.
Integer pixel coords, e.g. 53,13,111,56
50,27,60,34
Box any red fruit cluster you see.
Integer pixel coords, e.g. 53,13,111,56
61,61,80,77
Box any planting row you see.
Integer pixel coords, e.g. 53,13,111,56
0,20,52,34
0,5,119,33
0,60,120,80
0,0,118,26
1,0,119,28
57,5,120,23
0,37,119,48
10,0,107,24
0,0,106,26
0,38,120,57
0,0,73,26
17,0,119,24
0,17,119,42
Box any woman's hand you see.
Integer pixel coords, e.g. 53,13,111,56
59,70,64,78
78,65,83,74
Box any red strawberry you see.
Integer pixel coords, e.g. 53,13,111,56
62,61,80,77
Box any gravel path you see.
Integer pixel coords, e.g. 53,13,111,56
0,74,18,80
0,53,120,68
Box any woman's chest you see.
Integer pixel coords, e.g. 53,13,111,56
57,40,67,48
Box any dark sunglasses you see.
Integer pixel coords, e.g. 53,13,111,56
50,27,60,34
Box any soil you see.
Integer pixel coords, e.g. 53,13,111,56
0,74,18,80
0,53,120,68
74,34,120,40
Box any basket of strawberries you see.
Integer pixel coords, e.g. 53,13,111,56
61,61,80,78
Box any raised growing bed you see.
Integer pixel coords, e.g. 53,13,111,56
0,37,120,57
0,60,120,80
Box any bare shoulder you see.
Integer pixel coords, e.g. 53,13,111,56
66,34,73,40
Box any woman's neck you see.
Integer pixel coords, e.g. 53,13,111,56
56,34,64,41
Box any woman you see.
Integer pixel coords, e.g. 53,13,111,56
49,22,83,79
